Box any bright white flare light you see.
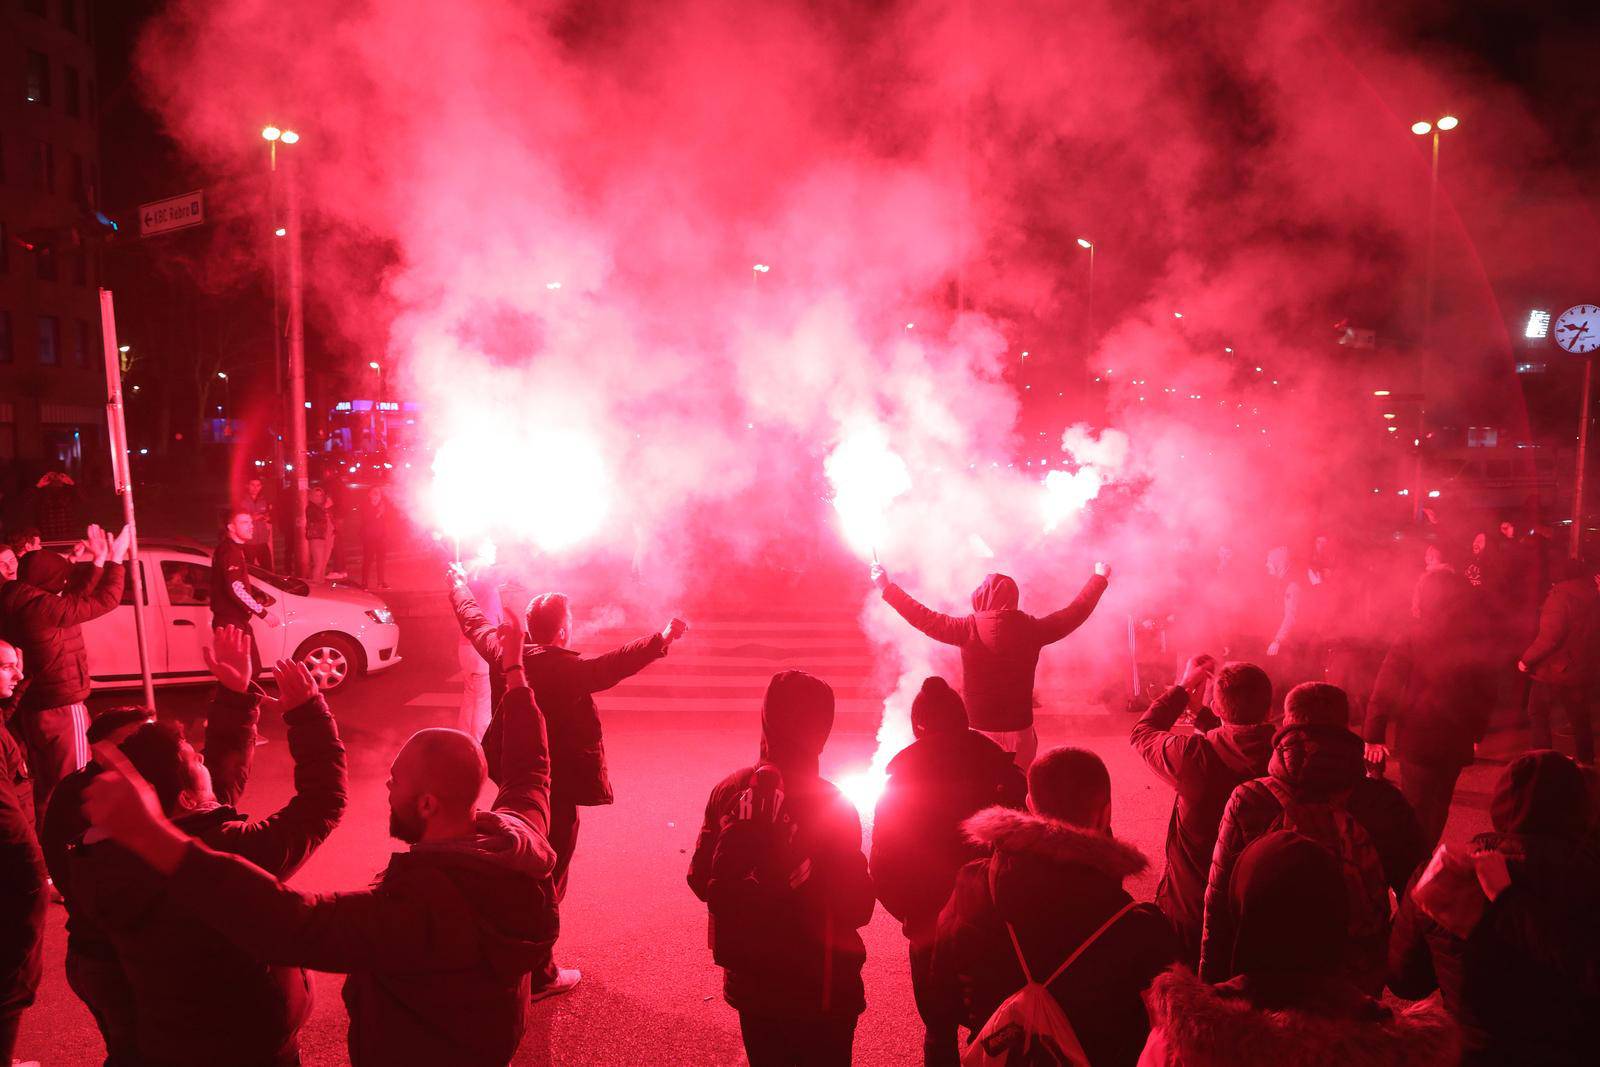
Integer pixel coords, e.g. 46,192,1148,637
838,768,889,820
824,426,911,559
1042,467,1107,532
430,425,610,552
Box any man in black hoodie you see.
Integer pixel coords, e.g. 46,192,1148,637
689,670,876,1067
0,523,127,830
871,677,1025,1066
68,639,346,1067
933,746,1177,1067
873,563,1111,769
1200,682,1427,993
1131,657,1276,966
83,610,560,1067
1390,750,1600,1066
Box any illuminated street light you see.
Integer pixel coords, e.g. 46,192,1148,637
752,264,770,273
1411,120,1432,136
1076,237,1092,250
1373,389,1391,396
1383,412,1397,420
118,344,130,353
368,361,381,370
280,130,300,144
1173,311,1183,319
262,125,281,141
217,372,228,380
274,227,287,237
1436,115,1458,131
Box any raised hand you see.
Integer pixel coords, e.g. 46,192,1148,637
1179,654,1216,692
1094,561,1112,579
870,562,888,590
68,540,93,563
662,617,688,646
84,524,109,564
270,657,318,710
109,524,133,564
203,626,254,693
447,562,468,589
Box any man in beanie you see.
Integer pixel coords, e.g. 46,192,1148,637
0,523,128,830
1131,657,1277,966
1391,750,1600,1066
871,677,1025,1066
872,562,1112,769
1200,682,1426,992
688,671,875,1066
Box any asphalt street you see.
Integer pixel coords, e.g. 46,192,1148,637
20,556,1511,1066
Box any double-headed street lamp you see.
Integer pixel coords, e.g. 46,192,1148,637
263,122,309,574
1409,115,1459,519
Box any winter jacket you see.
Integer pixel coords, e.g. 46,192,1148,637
1130,686,1276,964
453,583,667,806
1199,723,1427,989
688,671,875,1021
210,535,269,627
0,724,44,1022
1365,623,1497,769
870,728,1025,940
157,684,558,1067
1389,751,1600,1066
0,682,35,830
934,807,1178,1067
1138,966,1458,1067
0,553,123,711
69,690,346,1067
1520,577,1600,687
881,573,1108,731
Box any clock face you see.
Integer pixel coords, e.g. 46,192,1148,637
1553,304,1600,354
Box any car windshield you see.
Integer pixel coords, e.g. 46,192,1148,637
249,567,310,597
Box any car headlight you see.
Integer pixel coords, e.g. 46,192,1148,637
365,607,395,625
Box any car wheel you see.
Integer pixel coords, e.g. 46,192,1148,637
294,633,363,694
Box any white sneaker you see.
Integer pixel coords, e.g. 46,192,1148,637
529,967,581,1003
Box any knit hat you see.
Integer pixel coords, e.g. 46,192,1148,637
910,677,967,738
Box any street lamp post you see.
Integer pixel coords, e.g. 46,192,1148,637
264,124,308,575
1409,115,1459,521
1077,237,1095,396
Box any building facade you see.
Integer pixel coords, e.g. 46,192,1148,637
0,0,106,500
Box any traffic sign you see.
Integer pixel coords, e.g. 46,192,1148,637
139,190,205,237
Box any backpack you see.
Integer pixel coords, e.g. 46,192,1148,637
1261,778,1390,954
962,854,1138,1067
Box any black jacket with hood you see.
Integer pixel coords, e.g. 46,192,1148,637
1130,685,1276,964
68,688,346,1067
1389,750,1600,1066
452,582,666,806
0,552,123,712
1199,723,1427,989
1519,576,1600,688
688,670,876,1021
882,572,1108,732
156,683,558,1067
871,680,1026,941
933,807,1177,1067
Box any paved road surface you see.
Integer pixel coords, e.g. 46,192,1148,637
20,561,1513,1066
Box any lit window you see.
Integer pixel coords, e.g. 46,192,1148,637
1524,309,1551,340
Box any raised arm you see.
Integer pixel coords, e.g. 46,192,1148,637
1130,685,1205,791
574,629,672,694
490,611,551,836
447,565,503,666
880,583,970,646
1035,569,1111,644
200,626,264,807
39,531,125,628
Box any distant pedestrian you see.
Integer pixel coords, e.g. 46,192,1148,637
0,524,128,832
29,472,80,542
305,486,335,583
1141,831,1458,1067
871,677,1025,1066
361,486,394,590
689,671,875,1067
1517,559,1600,767
80,611,557,1067
211,511,280,677
1364,570,1497,850
874,561,1112,770
933,746,1177,1067
238,477,275,571
1201,682,1427,993
1131,658,1275,965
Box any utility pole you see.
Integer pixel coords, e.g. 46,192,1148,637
286,147,309,577
1573,353,1595,559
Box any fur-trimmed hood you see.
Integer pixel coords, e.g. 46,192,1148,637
1141,967,1459,1067
963,805,1147,881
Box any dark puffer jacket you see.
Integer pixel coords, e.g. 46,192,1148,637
1520,576,1600,687
1389,751,1600,1067
688,671,875,1021
882,573,1109,732
1365,614,1498,770
934,808,1177,1067
0,553,123,711
69,692,346,1067
1130,686,1276,964
871,725,1025,941
453,583,666,806
1199,723,1427,989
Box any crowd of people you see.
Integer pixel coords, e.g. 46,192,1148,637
0,515,1596,1066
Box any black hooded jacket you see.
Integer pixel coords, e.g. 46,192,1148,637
154,684,558,1067
933,807,1177,1067
1199,723,1427,989
1390,751,1600,1066
1130,685,1276,964
881,573,1108,732
688,671,876,1020
0,552,123,711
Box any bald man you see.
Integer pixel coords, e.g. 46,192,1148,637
84,611,562,1067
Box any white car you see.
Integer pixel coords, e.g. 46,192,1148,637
49,540,402,694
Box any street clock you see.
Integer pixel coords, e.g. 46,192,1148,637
1553,304,1600,354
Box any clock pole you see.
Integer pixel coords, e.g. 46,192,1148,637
1573,352,1594,559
